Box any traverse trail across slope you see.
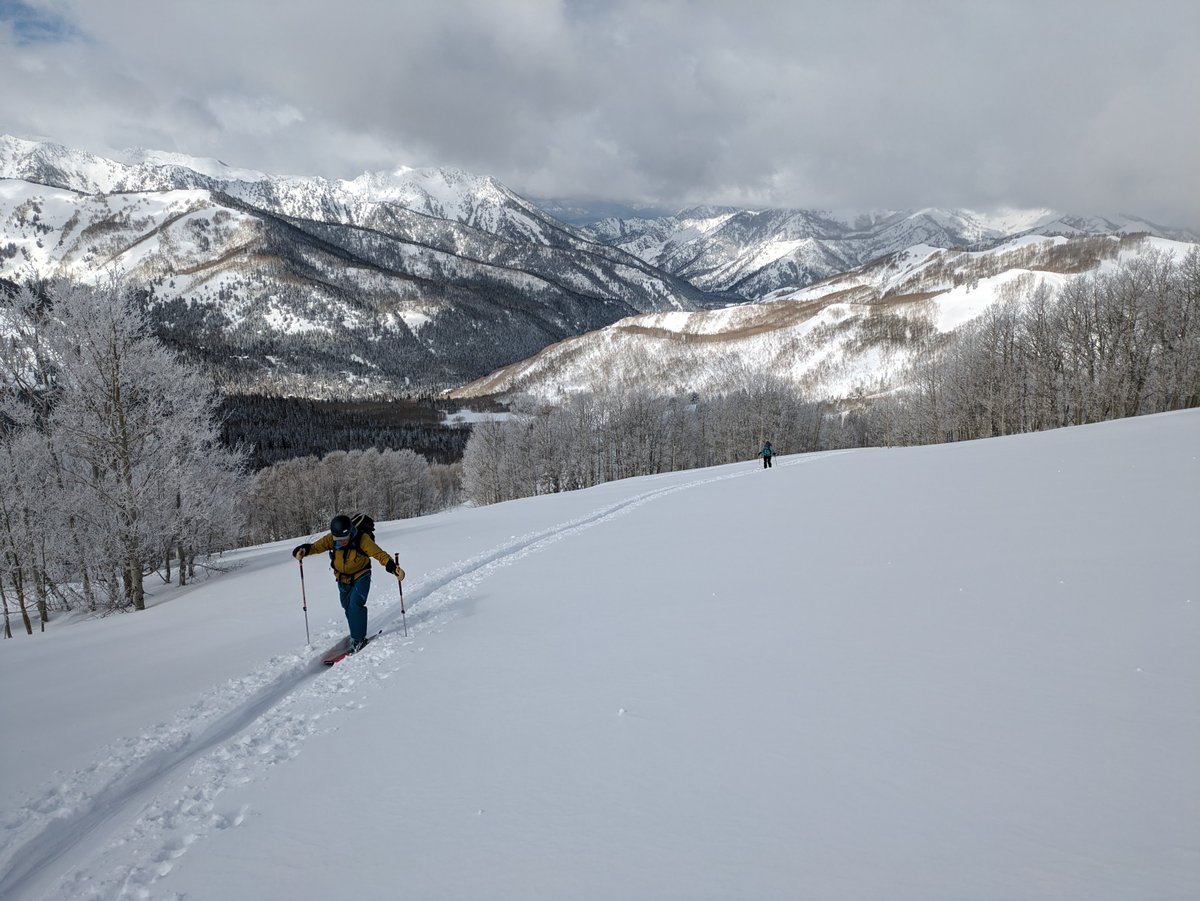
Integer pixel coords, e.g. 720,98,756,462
0,453,841,900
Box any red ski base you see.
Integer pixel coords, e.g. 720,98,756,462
320,631,381,666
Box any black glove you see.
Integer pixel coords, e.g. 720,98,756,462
385,559,398,575
293,543,311,560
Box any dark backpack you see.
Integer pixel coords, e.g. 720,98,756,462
349,513,375,541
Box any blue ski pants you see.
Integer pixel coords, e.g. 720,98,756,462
338,572,371,643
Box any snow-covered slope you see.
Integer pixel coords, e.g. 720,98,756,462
450,233,1198,403
0,136,717,394
1,411,1196,900
584,203,1199,298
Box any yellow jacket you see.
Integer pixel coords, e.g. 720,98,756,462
308,532,399,584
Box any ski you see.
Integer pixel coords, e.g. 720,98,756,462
320,629,382,666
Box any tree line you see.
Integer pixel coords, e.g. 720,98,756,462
0,281,247,633
241,448,461,546
461,384,827,505
1,282,463,637
847,247,1200,446
219,394,469,469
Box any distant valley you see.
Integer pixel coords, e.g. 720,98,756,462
3,134,1196,409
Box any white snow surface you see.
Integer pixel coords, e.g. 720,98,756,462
1,412,1198,901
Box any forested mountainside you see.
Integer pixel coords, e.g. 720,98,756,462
1,136,718,396
451,233,1200,407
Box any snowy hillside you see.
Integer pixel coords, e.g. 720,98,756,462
451,232,1199,403
0,136,716,394
583,204,1200,298
1,411,1197,900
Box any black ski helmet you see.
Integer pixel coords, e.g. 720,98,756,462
330,514,353,538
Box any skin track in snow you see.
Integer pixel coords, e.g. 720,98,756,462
321,630,383,665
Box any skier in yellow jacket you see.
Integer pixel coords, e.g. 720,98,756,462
293,514,403,651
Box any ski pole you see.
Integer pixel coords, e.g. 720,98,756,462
298,557,311,645
395,551,408,637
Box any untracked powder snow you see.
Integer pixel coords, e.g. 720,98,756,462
1,411,1197,900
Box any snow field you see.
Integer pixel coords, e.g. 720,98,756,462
0,411,1197,900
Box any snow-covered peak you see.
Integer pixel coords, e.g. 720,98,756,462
115,147,272,184
337,166,520,222
962,206,1059,234
0,134,129,193
0,134,582,257
584,202,1199,298
1,136,275,195
338,166,417,196
1023,213,1198,242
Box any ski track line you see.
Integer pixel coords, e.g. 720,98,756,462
0,452,848,901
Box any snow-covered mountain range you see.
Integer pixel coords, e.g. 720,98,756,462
5,135,1197,401
450,232,1199,404
580,205,1199,298
0,136,716,394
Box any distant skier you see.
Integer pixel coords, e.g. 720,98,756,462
758,440,774,468
293,514,403,652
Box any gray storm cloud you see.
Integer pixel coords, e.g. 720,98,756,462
1,0,1197,225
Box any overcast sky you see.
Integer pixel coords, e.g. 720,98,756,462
2,0,1197,225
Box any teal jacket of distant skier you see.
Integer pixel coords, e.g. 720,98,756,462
759,443,774,458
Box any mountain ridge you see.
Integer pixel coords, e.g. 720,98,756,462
1,135,718,395
579,202,1198,298
448,232,1199,404
5,135,1196,402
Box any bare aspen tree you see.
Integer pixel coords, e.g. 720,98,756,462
241,446,452,545
839,251,1199,449
1,280,247,617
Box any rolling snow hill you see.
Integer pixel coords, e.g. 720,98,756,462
0,136,717,394
0,411,1196,900
450,232,1199,403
